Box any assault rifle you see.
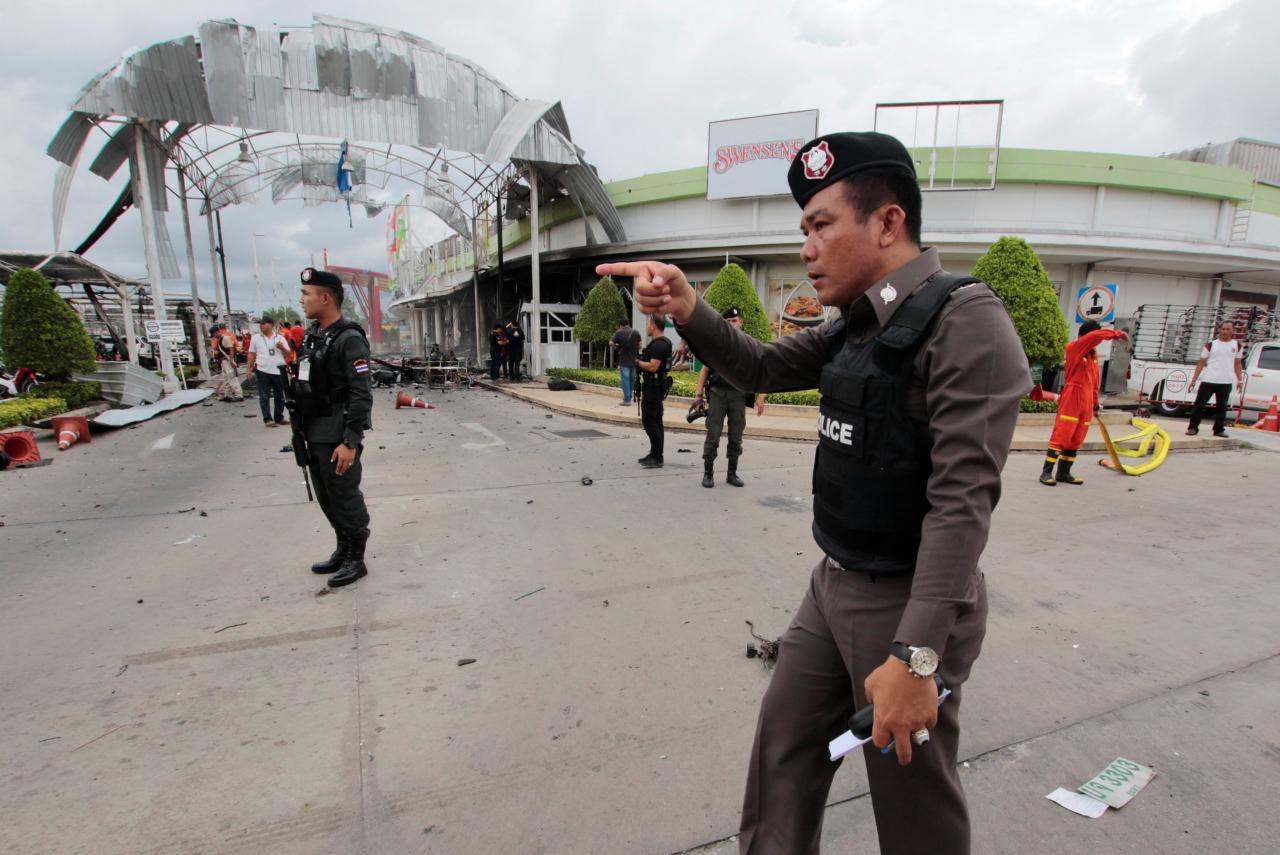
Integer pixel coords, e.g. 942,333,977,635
283,379,314,502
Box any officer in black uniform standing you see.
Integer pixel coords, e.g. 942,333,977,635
694,306,765,488
504,321,525,381
294,268,374,588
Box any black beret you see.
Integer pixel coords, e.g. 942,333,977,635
722,306,742,319
300,267,343,289
787,132,916,207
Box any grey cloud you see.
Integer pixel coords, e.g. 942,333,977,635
1129,0,1280,150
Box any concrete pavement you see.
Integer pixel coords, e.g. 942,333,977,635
1,386,1277,854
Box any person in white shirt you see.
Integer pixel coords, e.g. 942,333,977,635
1186,320,1243,437
246,315,292,427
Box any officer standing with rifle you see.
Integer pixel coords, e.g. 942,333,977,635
290,267,374,588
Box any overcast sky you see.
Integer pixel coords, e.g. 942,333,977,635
2,0,1277,314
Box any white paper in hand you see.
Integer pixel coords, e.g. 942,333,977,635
828,688,952,761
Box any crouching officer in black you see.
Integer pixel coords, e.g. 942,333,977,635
694,306,766,488
294,268,374,588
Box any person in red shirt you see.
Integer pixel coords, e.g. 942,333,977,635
1040,320,1130,486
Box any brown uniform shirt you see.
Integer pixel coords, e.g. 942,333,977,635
677,248,1030,656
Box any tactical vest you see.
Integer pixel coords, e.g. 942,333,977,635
294,319,368,418
812,273,979,575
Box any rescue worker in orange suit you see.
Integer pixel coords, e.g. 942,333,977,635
1040,319,1130,485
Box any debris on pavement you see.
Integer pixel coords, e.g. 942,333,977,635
514,586,545,602
115,664,128,677
581,477,593,486
677,448,692,453
1078,757,1156,808
214,622,247,634
745,620,780,666
173,534,204,545
1046,787,1108,819
457,658,477,667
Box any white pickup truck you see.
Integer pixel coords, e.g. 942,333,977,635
1126,304,1280,417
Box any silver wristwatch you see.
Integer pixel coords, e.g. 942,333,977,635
890,642,939,679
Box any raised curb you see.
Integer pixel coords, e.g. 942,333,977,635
477,378,1240,453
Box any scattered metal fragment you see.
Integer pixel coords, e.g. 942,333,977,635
677,448,692,453
214,622,248,634
581,477,593,486
745,620,780,666
38,736,62,743
514,586,545,602
115,664,128,677
457,658,477,667
70,724,129,753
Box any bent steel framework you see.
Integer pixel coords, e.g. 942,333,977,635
46,14,625,373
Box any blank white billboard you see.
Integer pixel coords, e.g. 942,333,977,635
707,109,819,200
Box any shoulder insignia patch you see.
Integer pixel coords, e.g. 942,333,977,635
352,358,369,374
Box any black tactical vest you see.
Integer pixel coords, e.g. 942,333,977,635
295,319,368,417
812,273,979,575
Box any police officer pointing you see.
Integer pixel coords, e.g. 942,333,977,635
294,268,374,588
599,132,1029,854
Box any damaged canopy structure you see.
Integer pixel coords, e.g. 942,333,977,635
46,14,625,248
46,15,626,372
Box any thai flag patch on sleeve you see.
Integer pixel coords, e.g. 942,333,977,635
353,358,369,374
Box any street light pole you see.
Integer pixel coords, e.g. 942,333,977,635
251,232,265,318
269,257,280,313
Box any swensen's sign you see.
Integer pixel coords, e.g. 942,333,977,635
713,138,807,174
707,109,819,200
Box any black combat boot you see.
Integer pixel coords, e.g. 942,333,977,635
1055,454,1084,485
1039,449,1058,486
702,460,715,488
328,532,368,587
726,459,744,487
311,535,348,574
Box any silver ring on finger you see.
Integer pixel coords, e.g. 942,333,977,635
911,728,930,746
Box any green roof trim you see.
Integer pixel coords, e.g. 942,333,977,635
1253,183,1280,216
435,149,1263,269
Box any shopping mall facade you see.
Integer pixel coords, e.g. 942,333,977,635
391,135,1280,383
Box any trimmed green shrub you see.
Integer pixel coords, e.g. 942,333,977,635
1019,398,1058,413
0,268,97,379
545,367,820,406
702,263,772,343
20,380,101,409
971,237,1068,368
0,397,68,430
574,277,628,346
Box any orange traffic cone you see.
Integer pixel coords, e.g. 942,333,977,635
0,429,41,466
1254,395,1279,432
1029,383,1058,402
51,415,91,450
395,391,434,410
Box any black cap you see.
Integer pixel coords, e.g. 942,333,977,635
301,267,343,290
260,314,275,324
787,132,916,207
722,306,742,320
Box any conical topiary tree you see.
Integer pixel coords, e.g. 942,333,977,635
574,276,628,366
702,263,772,343
971,237,1068,368
0,268,97,379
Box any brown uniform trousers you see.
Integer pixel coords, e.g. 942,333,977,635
739,557,988,855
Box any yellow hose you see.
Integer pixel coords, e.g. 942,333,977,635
1098,418,1170,476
